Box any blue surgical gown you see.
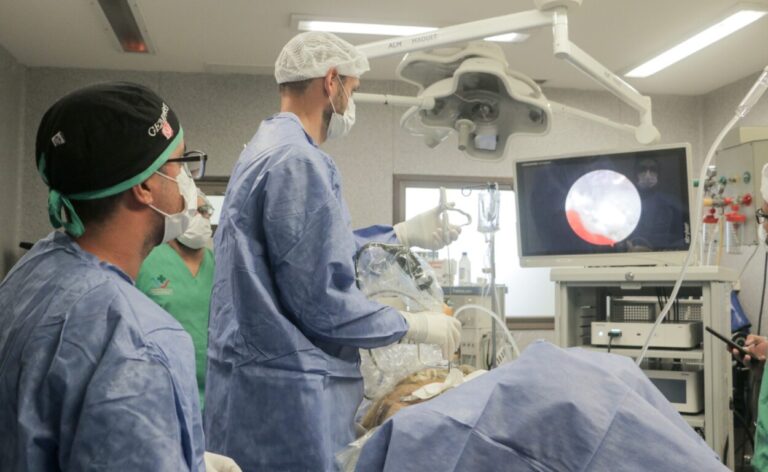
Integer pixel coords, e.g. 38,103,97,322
204,113,408,471
0,232,205,471
355,341,727,471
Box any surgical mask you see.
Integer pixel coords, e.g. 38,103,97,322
177,213,212,249
637,171,658,189
150,168,198,244
326,77,355,140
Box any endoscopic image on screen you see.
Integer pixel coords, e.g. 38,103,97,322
515,147,691,258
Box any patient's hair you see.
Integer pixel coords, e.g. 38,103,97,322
361,365,476,430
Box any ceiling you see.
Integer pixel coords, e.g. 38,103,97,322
1,0,767,95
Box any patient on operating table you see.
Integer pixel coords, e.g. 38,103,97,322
344,341,729,472
361,365,479,430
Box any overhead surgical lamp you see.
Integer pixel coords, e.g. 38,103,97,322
352,0,661,161
398,42,550,161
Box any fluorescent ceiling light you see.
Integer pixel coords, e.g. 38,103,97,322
297,20,436,36
484,32,529,43
297,19,528,43
626,9,767,78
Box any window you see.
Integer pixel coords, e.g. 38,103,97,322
395,175,555,318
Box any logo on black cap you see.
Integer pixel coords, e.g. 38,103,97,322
148,103,173,140
51,131,66,147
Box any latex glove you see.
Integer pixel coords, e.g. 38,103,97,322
204,452,242,472
400,311,461,359
394,204,461,250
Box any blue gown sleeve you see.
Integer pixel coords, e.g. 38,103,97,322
29,288,202,471
263,152,408,348
353,225,398,250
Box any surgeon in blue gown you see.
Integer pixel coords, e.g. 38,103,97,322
0,83,238,471
204,32,462,471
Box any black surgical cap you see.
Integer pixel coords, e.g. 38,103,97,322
35,81,183,236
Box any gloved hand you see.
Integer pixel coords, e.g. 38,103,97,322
204,452,242,472
394,204,461,250
400,311,462,360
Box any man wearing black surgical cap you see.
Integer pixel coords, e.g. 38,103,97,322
0,82,240,471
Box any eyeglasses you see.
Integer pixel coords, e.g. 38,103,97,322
756,208,768,224
167,150,207,180
198,203,215,219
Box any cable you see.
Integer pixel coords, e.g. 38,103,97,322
759,252,768,336
737,243,760,280
607,328,622,354
454,304,521,359
733,406,755,451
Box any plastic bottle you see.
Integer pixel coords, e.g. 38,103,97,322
459,252,471,285
725,208,746,254
700,213,719,265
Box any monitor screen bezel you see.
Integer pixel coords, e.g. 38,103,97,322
513,142,694,268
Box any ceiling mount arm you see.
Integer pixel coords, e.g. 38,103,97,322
549,7,660,143
355,1,661,145
353,93,435,109
548,101,637,134
356,10,554,59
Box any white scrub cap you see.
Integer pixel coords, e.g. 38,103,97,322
274,31,370,84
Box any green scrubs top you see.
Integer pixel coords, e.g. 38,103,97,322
755,369,768,471
136,243,214,408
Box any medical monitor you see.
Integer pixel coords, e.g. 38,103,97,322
514,143,693,267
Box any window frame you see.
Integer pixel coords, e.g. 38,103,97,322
393,174,515,224
393,174,555,325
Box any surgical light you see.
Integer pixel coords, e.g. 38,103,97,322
626,9,767,78
396,43,551,161
295,18,529,43
353,0,662,159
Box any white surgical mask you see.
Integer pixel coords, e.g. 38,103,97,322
326,77,355,140
177,213,212,249
150,168,198,243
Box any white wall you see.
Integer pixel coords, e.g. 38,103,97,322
704,71,768,332
0,45,25,278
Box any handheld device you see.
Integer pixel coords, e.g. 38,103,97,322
705,326,760,366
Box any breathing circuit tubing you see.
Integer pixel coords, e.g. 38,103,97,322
454,303,521,360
